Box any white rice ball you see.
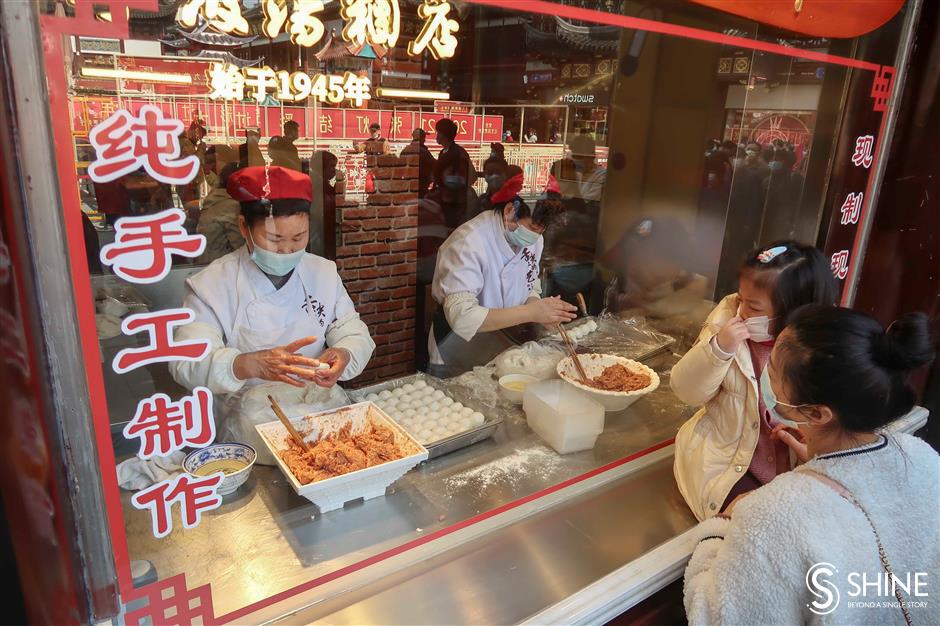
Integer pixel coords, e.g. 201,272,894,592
439,397,454,408
432,390,445,400
458,418,472,430
418,428,432,440
365,393,378,401
402,408,417,419
414,380,428,389
451,402,464,412
379,389,392,399
428,400,441,411
402,383,415,393
461,406,474,417
469,412,485,427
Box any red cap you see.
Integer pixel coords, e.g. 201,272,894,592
490,172,524,204
226,166,312,203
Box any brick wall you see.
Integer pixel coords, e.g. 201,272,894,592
336,154,419,387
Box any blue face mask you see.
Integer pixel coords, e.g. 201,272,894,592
506,222,541,249
248,230,305,277
760,368,813,429
444,175,465,189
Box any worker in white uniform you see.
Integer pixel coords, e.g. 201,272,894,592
170,166,375,463
429,180,576,377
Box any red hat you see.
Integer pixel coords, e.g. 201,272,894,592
226,166,312,203
490,172,524,204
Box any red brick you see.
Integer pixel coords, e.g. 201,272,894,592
346,279,377,294
339,269,358,281
375,174,417,193
390,286,415,299
377,205,407,218
376,155,405,167
366,193,395,206
376,253,407,266
376,362,411,378
402,155,419,167
341,220,362,232
392,216,418,229
344,231,376,244
358,266,389,279
361,290,390,303
361,218,393,231
377,275,409,288
390,239,416,253
360,242,390,255
339,256,373,269
388,350,415,365
388,330,412,344
375,321,405,334
405,251,417,262
336,245,360,258
355,302,378,315
372,167,395,179
377,300,404,312
336,198,361,208
342,207,376,219
394,166,419,178
387,263,413,276
362,312,386,326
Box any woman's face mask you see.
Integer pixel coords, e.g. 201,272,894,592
443,175,466,190
760,368,814,430
485,174,505,191
248,229,305,276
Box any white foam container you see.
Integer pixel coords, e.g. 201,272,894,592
522,380,605,454
557,354,660,412
255,402,428,513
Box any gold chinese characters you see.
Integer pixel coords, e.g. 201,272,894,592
179,0,459,59
207,63,372,106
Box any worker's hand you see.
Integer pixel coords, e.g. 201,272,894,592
526,296,578,327
772,423,810,464
233,336,322,388
313,347,351,388
715,316,750,354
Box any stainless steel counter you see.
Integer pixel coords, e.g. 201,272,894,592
120,351,698,623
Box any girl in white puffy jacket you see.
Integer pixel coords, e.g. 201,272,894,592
684,306,938,625
670,241,837,520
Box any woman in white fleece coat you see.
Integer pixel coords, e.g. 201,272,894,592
684,305,939,625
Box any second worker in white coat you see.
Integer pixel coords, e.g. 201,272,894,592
170,166,375,463
429,184,576,377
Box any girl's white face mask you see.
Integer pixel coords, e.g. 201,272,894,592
737,304,776,342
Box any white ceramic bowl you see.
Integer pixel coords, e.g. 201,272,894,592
498,373,538,404
556,354,660,412
183,443,257,496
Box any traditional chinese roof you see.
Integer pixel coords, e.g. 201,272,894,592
523,17,619,57
180,21,259,47
193,50,263,67
315,30,352,62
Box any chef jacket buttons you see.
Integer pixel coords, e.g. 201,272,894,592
752,421,759,430
734,465,744,472
709,502,717,510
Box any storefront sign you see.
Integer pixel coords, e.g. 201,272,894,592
434,100,472,114
207,63,372,105
177,0,459,59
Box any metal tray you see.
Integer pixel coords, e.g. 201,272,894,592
347,373,502,460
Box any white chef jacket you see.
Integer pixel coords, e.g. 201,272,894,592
169,246,375,460
429,210,542,365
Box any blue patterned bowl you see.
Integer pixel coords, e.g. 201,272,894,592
183,443,256,495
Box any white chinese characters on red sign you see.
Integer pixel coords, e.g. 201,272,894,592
99,209,205,283
112,308,211,374
87,105,201,185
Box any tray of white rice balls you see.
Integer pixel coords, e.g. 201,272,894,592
348,374,501,459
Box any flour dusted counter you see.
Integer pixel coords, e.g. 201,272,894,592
120,350,699,623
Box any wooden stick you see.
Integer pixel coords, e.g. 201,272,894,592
558,324,589,383
576,292,588,317
268,395,309,452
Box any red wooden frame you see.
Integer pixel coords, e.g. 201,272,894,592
36,0,895,622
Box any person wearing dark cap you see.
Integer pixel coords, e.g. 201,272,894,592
433,118,476,189
169,166,376,464
270,120,302,171
400,128,436,197
238,127,265,169
429,182,576,376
